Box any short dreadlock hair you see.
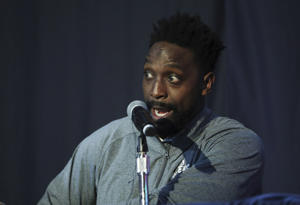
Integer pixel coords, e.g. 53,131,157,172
149,13,224,74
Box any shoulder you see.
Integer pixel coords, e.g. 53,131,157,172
87,116,136,142
72,116,137,162
200,116,264,164
204,116,262,145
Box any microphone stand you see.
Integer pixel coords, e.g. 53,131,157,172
136,133,149,205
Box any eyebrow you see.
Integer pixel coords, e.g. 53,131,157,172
164,63,182,70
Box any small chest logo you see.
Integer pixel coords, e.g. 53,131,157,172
171,159,190,179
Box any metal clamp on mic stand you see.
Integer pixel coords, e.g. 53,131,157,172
136,133,149,205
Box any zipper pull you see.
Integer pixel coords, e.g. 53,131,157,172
164,151,169,159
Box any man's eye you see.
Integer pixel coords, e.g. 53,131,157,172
144,71,153,79
168,74,181,84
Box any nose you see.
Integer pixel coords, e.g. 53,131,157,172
151,79,167,99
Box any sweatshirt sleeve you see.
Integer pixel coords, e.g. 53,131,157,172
37,137,99,205
150,128,264,204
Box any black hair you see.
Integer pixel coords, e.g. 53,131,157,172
149,13,224,74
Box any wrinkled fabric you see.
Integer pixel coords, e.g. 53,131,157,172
38,108,264,205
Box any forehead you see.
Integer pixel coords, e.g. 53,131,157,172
145,41,196,67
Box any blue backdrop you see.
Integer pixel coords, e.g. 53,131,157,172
1,0,300,204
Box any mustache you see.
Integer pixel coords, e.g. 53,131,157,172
146,100,177,111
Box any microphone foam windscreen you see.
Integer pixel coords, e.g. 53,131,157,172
127,100,148,119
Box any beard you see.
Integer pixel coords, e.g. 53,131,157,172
145,100,199,138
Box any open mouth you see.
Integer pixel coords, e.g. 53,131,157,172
151,107,173,120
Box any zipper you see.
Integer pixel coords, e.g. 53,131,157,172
154,144,170,187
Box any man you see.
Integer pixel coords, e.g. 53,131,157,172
38,13,263,204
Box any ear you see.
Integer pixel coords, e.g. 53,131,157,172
201,72,215,96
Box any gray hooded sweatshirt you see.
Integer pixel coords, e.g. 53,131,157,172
38,108,264,205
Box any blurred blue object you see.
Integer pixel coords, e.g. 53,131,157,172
185,193,300,205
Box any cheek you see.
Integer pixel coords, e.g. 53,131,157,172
142,80,150,97
172,84,201,111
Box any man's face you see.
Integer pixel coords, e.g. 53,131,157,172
143,41,205,134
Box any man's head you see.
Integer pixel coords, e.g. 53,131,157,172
143,13,224,136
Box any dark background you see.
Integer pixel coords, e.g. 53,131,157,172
1,0,300,204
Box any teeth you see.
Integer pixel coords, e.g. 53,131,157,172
154,109,168,117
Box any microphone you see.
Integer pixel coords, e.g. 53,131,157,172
127,100,157,136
